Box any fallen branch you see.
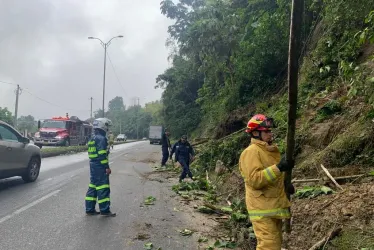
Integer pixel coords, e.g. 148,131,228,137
320,164,344,191
203,202,225,215
292,178,321,183
308,227,342,250
292,174,365,184
191,139,210,147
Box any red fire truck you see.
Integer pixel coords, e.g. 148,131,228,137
34,114,92,148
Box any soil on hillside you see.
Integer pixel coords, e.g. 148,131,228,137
285,182,374,250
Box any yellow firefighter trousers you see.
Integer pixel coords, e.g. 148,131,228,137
252,218,283,250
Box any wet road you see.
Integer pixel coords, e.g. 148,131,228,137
0,141,196,250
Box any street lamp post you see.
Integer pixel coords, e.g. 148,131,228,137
88,35,123,117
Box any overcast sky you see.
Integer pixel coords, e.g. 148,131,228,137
0,0,172,120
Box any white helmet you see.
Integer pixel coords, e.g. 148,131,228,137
93,118,112,132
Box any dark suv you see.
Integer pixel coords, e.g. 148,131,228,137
0,120,41,182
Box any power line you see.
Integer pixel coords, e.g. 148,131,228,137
106,51,128,98
0,80,17,86
22,88,89,112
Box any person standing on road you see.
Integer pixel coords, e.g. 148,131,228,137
170,135,195,182
239,114,294,250
108,131,115,150
161,129,171,167
85,118,116,217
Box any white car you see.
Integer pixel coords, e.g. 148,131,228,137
116,134,127,142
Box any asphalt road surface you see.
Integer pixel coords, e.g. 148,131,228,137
0,141,197,250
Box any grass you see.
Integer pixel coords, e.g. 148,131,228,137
329,229,374,250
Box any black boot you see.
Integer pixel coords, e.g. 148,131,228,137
100,211,117,217
86,211,100,216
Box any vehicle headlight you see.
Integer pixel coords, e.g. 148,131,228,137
56,135,63,139
34,132,40,138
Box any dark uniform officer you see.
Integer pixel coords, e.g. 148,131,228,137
85,118,116,217
161,129,171,167
170,135,195,182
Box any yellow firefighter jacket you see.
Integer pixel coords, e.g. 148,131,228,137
239,138,291,221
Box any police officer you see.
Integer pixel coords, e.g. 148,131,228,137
170,135,195,182
161,129,171,167
85,118,116,217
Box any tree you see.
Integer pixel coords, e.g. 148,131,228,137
108,96,125,112
144,100,164,126
157,0,314,137
17,115,37,133
92,97,162,139
0,107,13,125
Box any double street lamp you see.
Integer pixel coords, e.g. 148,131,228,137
88,35,123,117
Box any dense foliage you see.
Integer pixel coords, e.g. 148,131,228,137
157,0,374,176
156,0,317,138
0,107,13,126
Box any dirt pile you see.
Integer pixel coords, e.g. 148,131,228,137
286,183,374,250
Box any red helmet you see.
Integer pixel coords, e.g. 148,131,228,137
246,114,275,133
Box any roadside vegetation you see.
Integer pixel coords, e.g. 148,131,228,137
150,0,374,249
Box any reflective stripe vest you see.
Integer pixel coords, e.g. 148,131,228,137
239,138,291,221
88,134,109,165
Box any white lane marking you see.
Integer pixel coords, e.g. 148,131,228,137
0,189,61,224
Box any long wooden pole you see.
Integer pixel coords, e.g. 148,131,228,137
285,0,304,233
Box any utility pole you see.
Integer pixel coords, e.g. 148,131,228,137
136,97,140,140
90,97,93,120
14,84,20,127
285,0,304,233
102,44,107,118
88,35,123,118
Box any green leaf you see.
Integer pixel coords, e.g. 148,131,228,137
214,240,237,248
231,212,248,222
321,186,333,194
198,206,215,214
144,242,153,250
220,206,233,213
198,237,209,243
179,229,194,236
368,171,374,176
144,196,156,205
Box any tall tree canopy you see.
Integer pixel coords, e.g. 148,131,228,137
93,96,162,139
156,0,320,138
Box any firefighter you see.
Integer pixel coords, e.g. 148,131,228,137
170,135,195,182
161,128,171,167
239,114,294,250
85,118,116,217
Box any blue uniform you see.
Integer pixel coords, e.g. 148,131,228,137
171,141,194,181
161,132,170,166
85,130,111,213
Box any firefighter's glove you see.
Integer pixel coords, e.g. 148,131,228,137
287,184,295,195
277,155,293,172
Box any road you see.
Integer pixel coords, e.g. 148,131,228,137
0,141,198,250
